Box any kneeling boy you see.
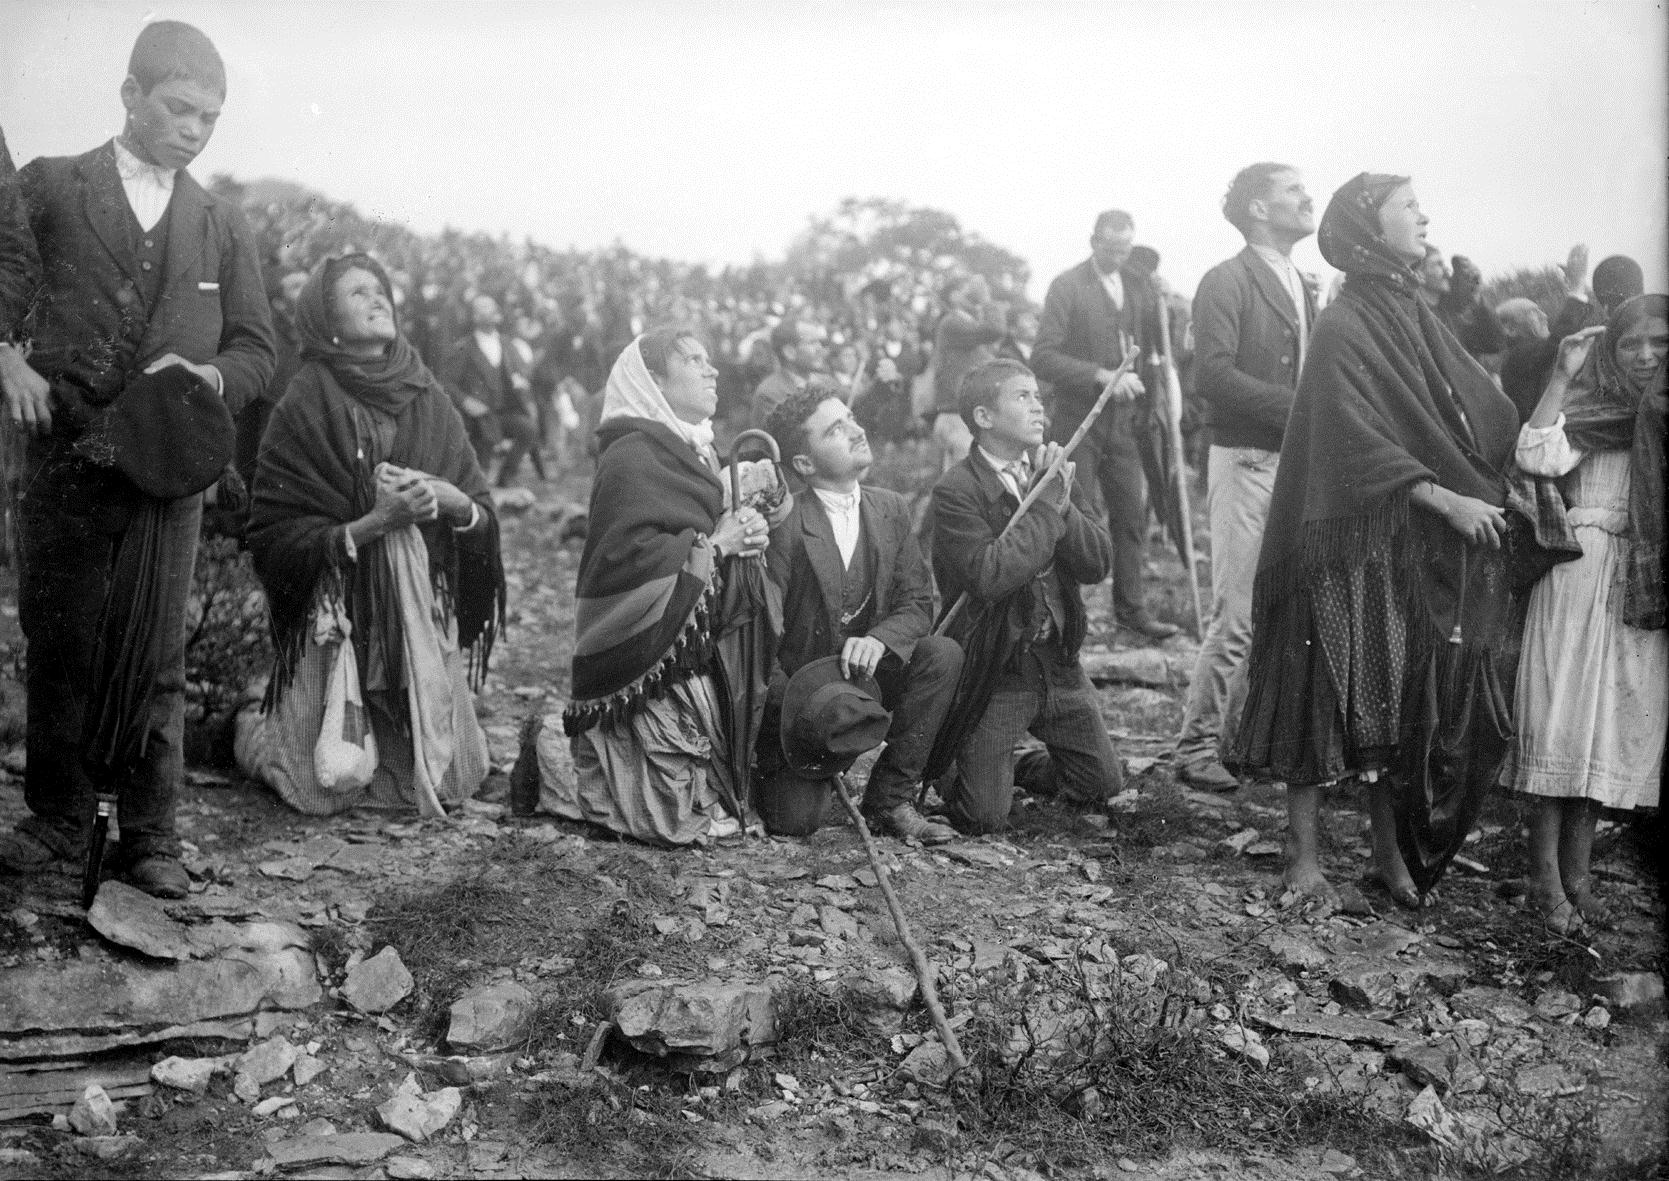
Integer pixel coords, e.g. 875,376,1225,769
929,359,1124,833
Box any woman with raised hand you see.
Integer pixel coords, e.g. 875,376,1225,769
243,254,504,815
557,326,784,845
1506,295,1666,933
1229,174,1521,910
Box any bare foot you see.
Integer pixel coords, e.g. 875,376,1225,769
1369,854,1427,910
1282,861,1342,910
1539,898,1586,938
1563,877,1613,929
1528,878,1584,934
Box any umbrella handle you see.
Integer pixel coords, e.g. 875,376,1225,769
727,429,782,514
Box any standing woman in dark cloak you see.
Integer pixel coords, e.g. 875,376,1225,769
243,254,504,815
1229,174,1521,908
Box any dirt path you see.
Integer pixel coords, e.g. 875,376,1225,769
0,457,1664,1181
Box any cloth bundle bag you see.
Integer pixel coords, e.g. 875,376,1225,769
313,598,378,793
386,522,458,819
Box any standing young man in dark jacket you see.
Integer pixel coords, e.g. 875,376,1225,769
763,388,963,843
1031,210,1175,640
0,22,275,896
1173,164,1316,792
931,359,1123,834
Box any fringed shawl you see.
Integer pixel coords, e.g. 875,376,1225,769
248,265,503,710
1254,173,1519,613
1232,173,1520,784
1562,295,1667,628
562,416,725,735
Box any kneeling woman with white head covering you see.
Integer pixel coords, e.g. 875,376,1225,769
555,327,785,845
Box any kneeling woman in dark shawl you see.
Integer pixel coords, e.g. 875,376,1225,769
1229,175,1520,908
555,327,777,846
243,255,504,816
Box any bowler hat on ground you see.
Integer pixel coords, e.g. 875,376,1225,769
779,656,891,777
73,365,234,500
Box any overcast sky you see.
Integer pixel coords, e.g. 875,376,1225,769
4,1,1665,298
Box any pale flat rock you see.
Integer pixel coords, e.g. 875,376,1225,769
387,1157,438,1180
237,1036,299,1086
1259,932,1328,973
68,1084,118,1136
151,1055,217,1095
292,1054,327,1086
817,905,861,944
87,882,194,961
446,980,534,1051
1218,1023,1270,1068
1080,645,1184,687
0,922,319,1060
267,1132,407,1168
378,1074,462,1143
840,967,918,1036
607,977,776,1071
342,947,414,1014
1249,1010,1412,1046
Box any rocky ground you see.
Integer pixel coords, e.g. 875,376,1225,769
0,449,1664,1181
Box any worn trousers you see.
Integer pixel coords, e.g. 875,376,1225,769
1175,445,1277,767
16,446,200,859
946,644,1123,834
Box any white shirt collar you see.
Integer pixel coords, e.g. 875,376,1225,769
112,137,176,191
813,485,861,515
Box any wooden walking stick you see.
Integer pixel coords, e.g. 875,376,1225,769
1155,308,1206,638
933,351,1138,637
830,770,967,1071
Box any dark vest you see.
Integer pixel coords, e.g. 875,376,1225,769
122,195,170,317
838,517,876,640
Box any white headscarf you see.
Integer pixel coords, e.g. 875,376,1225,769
598,336,716,456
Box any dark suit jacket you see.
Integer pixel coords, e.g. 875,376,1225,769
1192,246,1318,451
442,332,532,419
766,485,932,677
18,142,274,437
1031,258,1162,442
0,126,40,341
931,452,1110,664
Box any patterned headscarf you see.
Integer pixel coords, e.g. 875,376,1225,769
1317,172,1417,293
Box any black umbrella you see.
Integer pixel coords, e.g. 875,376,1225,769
712,430,784,828
1391,547,1515,896
80,500,169,906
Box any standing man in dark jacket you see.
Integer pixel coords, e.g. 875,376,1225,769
763,388,963,843
0,23,275,896
444,293,544,488
1032,210,1175,640
931,359,1122,834
1173,164,1316,791
0,126,40,347
929,275,1007,470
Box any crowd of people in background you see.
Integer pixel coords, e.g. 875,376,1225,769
0,21,1660,939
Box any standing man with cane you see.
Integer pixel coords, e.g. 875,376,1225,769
1173,164,1316,792
1033,210,1177,641
0,22,274,896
